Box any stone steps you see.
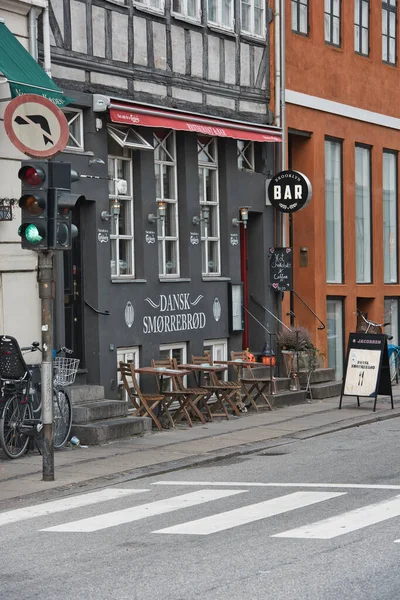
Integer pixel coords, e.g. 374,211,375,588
308,380,343,399
72,400,128,424
68,385,105,405
268,390,307,408
298,368,336,386
71,415,152,446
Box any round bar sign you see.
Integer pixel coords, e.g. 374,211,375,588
268,170,312,213
4,94,69,158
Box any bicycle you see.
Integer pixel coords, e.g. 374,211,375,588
356,310,391,335
0,335,78,458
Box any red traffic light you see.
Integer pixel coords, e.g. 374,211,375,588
18,166,45,187
19,194,45,216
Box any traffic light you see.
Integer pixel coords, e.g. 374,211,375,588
48,162,84,250
18,161,49,250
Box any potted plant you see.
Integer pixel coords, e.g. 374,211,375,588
277,326,315,376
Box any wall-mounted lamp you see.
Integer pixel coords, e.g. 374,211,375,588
148,200,167,224
232,206,250,229
192,205,210,226
101,199,121,222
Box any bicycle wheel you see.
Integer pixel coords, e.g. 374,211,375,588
390,351,398,382
53,388,72,448
0,394,32,459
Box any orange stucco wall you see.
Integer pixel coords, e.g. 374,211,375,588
280,0,400,360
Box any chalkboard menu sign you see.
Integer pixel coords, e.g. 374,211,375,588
269,247,292,292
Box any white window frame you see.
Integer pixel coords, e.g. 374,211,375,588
240,0,265,37
172,0,201,23
324,0,341,46
159,342,188,392
326,299,344,381
117,346,140,404
154,130,180,278
208,0,234,30
64,107,84,152
203,338,228,380
108,153,135,278
355,145,372,284
325,138,343,284
133,0,165,16
237,140,255,172
198,136,221,277
108,125,154,151
383,150,398,283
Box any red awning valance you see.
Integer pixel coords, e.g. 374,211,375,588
109,102,282,143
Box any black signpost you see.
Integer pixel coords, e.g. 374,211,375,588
269,247,292,292
339,333,393,412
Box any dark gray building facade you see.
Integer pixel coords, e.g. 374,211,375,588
46,0,282,397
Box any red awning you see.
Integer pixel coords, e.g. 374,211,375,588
109,102,282,143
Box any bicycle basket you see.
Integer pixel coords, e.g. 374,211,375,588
53,357,80,386
0,335,29,381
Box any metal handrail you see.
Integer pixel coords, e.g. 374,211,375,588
250,295,292,331
292,290,325,330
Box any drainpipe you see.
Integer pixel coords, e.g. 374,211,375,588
28,8,37,60
42,4,52,78
280,0,287,246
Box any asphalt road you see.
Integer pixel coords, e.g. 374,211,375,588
2,419,400,600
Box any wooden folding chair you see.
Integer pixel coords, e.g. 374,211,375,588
151,358,193,426
237,354,272,411
119,362,166,431
191,354,241,418
171,358,210,423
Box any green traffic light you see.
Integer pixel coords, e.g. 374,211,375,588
18,224,43,245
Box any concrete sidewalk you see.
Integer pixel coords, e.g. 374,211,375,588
1,391,399,505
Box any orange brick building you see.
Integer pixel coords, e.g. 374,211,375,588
273,0,400,378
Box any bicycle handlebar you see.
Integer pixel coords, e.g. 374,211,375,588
356,310,390,329
21,343,74,355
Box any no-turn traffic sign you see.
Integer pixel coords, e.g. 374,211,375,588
4,94,69,158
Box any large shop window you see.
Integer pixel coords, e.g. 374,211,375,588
292,0,308,35
324,0,341,46
117,347,139,403
355,145,372,284
108,141,135,278
354,0,370,56
384,298,399,345
326,298,344,381
208,0,234,29
63,108,84,152
382,0,397,65
241,0,265,37
383,151,398,283
237,140,255,172
154,131,180,278
198,137,221,277
325,138,343,284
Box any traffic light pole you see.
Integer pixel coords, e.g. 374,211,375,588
38,250,55,481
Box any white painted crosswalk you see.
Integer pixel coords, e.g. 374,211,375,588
2,482,400,542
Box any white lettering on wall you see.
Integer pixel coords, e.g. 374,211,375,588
142,293,206,334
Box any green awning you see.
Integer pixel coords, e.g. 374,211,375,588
0,21,71,107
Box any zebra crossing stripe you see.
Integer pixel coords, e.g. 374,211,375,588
40,489,245,533
273,495,400,539
0,489,148,527
153,491,345,536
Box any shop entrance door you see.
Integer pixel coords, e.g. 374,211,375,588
63,204,84,365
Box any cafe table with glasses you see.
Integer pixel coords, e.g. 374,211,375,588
135,366,193,428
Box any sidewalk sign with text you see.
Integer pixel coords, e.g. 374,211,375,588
339,333,393,412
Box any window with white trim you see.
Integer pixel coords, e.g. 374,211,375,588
383,150,398,283
159,343,187,392
204,338,228,380
117,346,139,403
292,0,308,35
355,144,372,283
134,0,165,13
237,140,255,172
198,136,221,276
325,138,343,283
354,0,370,55
108,125,153,151
108,136,135,278
208,0,234,29
241,0,265,36
382,0,397,65
173,0,201,21
64,108,84,152
326,299,344,380
154,130,180,278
